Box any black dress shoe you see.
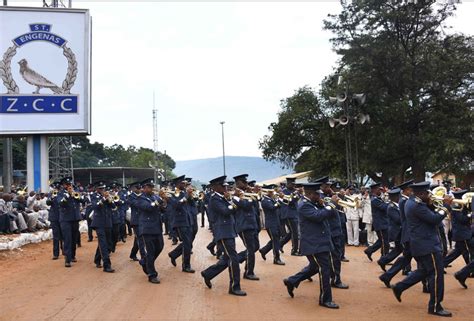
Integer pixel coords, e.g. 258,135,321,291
391,285,402,302
130,256,139,262
319,301,339,309
52,256,59,260
258,249,266,261
243,274,260,281
341,257,349,262
96,263,102,268
291,251,302,256
331,282,349,289
149,277,160,284
428,309,452,317
168,253,177,267
283,279,294,298
65,262,72,268
201,271,212,289
307,277,313,282
274,259,285,266
229,289,247,296
454,272,467,289
377,261,386,272
379,275,391,288
172,240,178,245
364,249,373,261
71,258,77,262
182,267,195,273
87,239,93,242
103,267,115,273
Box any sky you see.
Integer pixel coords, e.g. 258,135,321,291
10,1,474,161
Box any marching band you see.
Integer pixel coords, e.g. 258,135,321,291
45,175,473,317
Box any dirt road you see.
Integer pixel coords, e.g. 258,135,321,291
0,227,472,321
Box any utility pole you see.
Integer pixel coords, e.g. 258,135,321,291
152,92,159,183
220,121,226,176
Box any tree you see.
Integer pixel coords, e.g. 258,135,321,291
260,0,474,185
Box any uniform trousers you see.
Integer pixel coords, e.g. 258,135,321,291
142,233,164,279
366,229,389,257
50,220,62,257
94,227,111,268
260,227,281,260
238,229,258,276
444,240,473,267
130,226,146,259
202,238,242,291
286,252,332,304
381,242,413,282
60,221,77,263
378,240,403,266
329,235,343,283
346,219,360,246
393,251,445,313
280,218,299,253
169,226,193,269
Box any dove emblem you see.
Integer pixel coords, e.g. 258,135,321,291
18,59,64,94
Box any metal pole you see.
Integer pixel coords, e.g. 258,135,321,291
2,139,13,193
220,121,226,176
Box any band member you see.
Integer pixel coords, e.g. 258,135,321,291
379,180,414,287
364,183,389,261
233,174,260,280
391,181,452,317
201,176,246,296
84,183,95,242
259,185,285,265
443,189,472,268
280,177,300,256
135,178,165,284
128,182,146,262
283,183,340,309
317,176,349,289
46,182,62,260
168,176,195,273
90,181,115,273
377,188,403,271
58,177,80,268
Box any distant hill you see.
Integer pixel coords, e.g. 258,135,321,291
174,156,292,183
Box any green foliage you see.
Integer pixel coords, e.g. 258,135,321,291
260,0,474,185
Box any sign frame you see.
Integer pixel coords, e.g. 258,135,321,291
0,6,91,136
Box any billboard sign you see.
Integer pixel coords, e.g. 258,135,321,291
0,7,91,135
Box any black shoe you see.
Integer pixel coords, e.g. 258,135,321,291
172,240,178,245
274,259,285,265
259,249,266,261
307,277,313,282
130,256,139,262
201,271,212,289
341,257,349,262
379,275,391,288
391,285,402,302
65,262,72,268
377,261,386,272
319,301,339,309
87,239,93,242
428,309,452,317
103,267,115,273
96,263,102,268
244,274,260,281
454,272,467,289
283,279,294,298
206,246,216,256
182,267,195,273
291,251,302,256
168,253,177,267
148,277,160,284
331,282,349,289
163,232,169,236
167,236,172,240
71,258,77,263
121,238,126,243
52,256,59,260
229,289,247,296
364,249,373,262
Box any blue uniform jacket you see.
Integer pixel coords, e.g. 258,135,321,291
46,194,59,222
387,202,401,242
90,195,114,229
128,192,141,226
135,193,163,235
405,197,445,257
169,191,190,228
233,196,258,233
210,193,236,241
371,196,389,231
282,188,299,219
399,195,410,243
322,192,342,237
451,206,471,241
261,196,280,230
58,191,82,222
298,198,334,255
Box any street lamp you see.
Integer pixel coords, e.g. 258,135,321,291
220,121,226,176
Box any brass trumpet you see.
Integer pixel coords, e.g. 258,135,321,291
73,192,81,200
